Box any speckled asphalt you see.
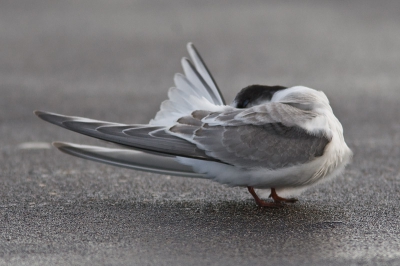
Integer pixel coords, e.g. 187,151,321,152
1,1,400,265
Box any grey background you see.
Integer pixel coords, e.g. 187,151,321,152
1,0,400,265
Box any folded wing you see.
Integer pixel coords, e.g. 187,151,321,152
169,103,331,169
34,111,219,162
36,100,331,171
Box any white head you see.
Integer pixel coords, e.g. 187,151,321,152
232,85,332,114
271,86,332,113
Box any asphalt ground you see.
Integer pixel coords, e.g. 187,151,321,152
1,0,400,265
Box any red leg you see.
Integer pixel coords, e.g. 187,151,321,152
247,187,282,208
269,188,298,203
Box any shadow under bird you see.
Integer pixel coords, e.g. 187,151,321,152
35,43,352,207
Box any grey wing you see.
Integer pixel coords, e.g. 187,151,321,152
53,142,207,178
170,107,330,170
34,111,220,162
194,123,330,169
202,102,318,127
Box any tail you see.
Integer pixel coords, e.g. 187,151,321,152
149,43,226,126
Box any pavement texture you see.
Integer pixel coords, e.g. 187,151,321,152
1,0,400,265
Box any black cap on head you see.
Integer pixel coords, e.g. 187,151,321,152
233,85,287,108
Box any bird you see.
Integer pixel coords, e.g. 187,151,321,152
35,43,353,208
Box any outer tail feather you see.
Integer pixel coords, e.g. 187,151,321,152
186,43,225,105
150,43,225,126
53,142,206,178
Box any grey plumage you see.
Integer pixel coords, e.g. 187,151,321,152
35,99,329,170
52,142,205,178
34,111,212,161
170,110,330,170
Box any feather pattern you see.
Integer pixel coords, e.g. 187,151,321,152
35,111,216,161
169,109,330,170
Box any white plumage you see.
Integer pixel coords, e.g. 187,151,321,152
35,43,352,207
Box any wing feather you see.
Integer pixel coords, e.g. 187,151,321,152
36,100,330,171
35,111,219,162
169,103,330,170
203,103,317,127
53,142,206,178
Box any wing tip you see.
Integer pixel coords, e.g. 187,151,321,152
34,110,47,118
33,110,69,126
52,141,65,149
34,110,55,123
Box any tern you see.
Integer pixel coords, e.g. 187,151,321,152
35,43,352,207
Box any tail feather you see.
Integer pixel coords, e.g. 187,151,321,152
150,43,225,126
186,43,225,105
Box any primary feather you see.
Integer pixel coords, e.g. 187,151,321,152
52,142,206,177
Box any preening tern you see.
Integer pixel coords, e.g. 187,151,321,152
35,43,352,207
